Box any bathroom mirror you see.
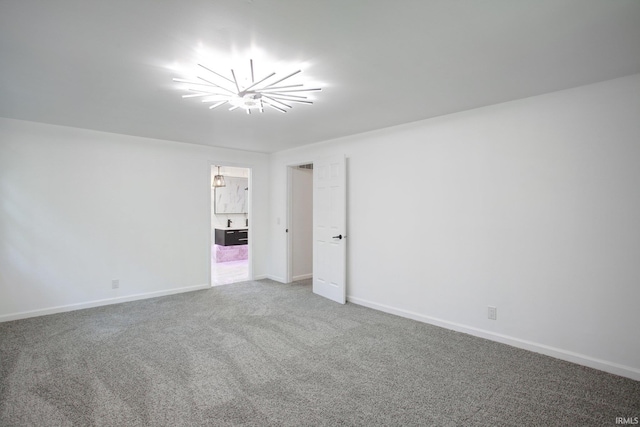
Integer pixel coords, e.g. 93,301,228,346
214,177,248,214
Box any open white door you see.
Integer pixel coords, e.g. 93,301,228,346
313,154,346,304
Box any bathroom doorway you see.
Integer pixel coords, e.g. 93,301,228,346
211,165,251,286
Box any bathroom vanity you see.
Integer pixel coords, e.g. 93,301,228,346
215,228,248,246
214,228,248,262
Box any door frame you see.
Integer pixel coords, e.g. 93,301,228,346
285,161,314,284
209,162,253,286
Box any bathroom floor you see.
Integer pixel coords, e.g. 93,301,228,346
212,259,249,286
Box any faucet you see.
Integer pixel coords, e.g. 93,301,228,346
227,219,232,228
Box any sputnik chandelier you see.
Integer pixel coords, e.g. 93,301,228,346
173,60,321,114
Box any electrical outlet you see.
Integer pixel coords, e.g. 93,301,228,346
112,279,120,289
488,306,497,320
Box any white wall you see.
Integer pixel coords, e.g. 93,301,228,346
291,167,313,280
268,73,640,380
0,118,269,320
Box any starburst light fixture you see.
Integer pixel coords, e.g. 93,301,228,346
174,60,321,114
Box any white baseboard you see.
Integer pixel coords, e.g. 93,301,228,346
265,275,286,283
347,295,640,382
0,284,211,323
252,274,268,281
260,274,311,284
263,274,310,283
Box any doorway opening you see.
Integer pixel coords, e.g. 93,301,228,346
211,165,251,286
286,163,314,283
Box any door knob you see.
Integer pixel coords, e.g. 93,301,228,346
332,234,343,240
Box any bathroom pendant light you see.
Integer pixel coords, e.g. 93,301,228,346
213,166,226,188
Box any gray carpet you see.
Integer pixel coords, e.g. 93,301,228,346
1,279,638,426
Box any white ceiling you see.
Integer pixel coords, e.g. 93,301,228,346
1,0,639,153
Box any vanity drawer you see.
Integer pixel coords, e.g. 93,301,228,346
215,228,248,246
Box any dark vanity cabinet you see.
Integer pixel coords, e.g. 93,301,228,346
215,228,248,246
